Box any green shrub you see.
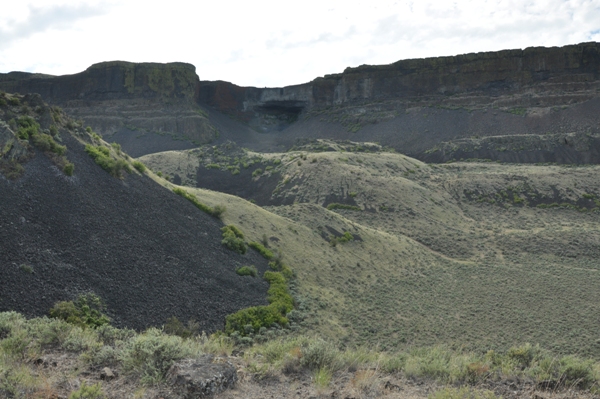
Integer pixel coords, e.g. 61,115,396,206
132,160,146,173
31,132,66,155
268,259,294,280
559,355,595,388
61,325,100,352
252,168,263,177
163,316,198,339
64,162,75,176
49,293,110,329
0,327,31,359
69,381,106,399
236,265,258,277
120,328,195,384
49,124,59,136
381,354,407,373
172,187,225,219
224,304,287,336
85,144,131,178
313,367,332,388
302,342,339,371
264,271,294,313
19,264,33,274
507,343,535,368
0,159,25,180
212,205,226,218
326,203,361,211
16,115,39,140
249,241,274,260
8,97,20,106
330,231,354,246
225,270,294,335
0,98,6,107
110,142,121,152
221,225,247,254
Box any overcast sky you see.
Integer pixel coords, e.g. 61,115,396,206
1,0,599,87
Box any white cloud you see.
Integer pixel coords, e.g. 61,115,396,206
0,0,599,86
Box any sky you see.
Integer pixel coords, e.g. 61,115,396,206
1,0,599,87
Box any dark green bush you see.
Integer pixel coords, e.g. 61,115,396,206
326,203,361,211
0,159,25,180
236,265,258,277
18,264,33,274
163,316,198,339
268,257,294,280
225,270,294,336
132,160,146,173
85,144,131,178
172,187,225,219
212,205,226,218
49,124,59,136
49,293,110,329
249,241,274,260
0,98,6,107
16,115,39,139
221,225,246,254
252,168,263,177
8,97,20,106
224,305,287,336
264,271,294,313
31,132,66,155
110,142,121,152
330,231,354,246
63,162,75,176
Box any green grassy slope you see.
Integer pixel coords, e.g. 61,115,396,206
143,144,600,357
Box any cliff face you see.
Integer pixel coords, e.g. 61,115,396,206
198,42,600,112
0,62,217,157
2,42,600,162
195,43,600,163
0,61,199,102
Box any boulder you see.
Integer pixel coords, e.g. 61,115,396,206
167,355,237,398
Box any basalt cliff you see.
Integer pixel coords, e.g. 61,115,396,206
2,42,600,162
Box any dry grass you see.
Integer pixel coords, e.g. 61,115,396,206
143,145,600,357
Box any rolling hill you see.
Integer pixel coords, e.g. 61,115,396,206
140,141,600,357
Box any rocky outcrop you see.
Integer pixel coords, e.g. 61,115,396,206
167,355,237,398
0,61,199,102
0,62,217,157
198,42,600,115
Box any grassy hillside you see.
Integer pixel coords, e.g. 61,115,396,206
143,141,600,358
